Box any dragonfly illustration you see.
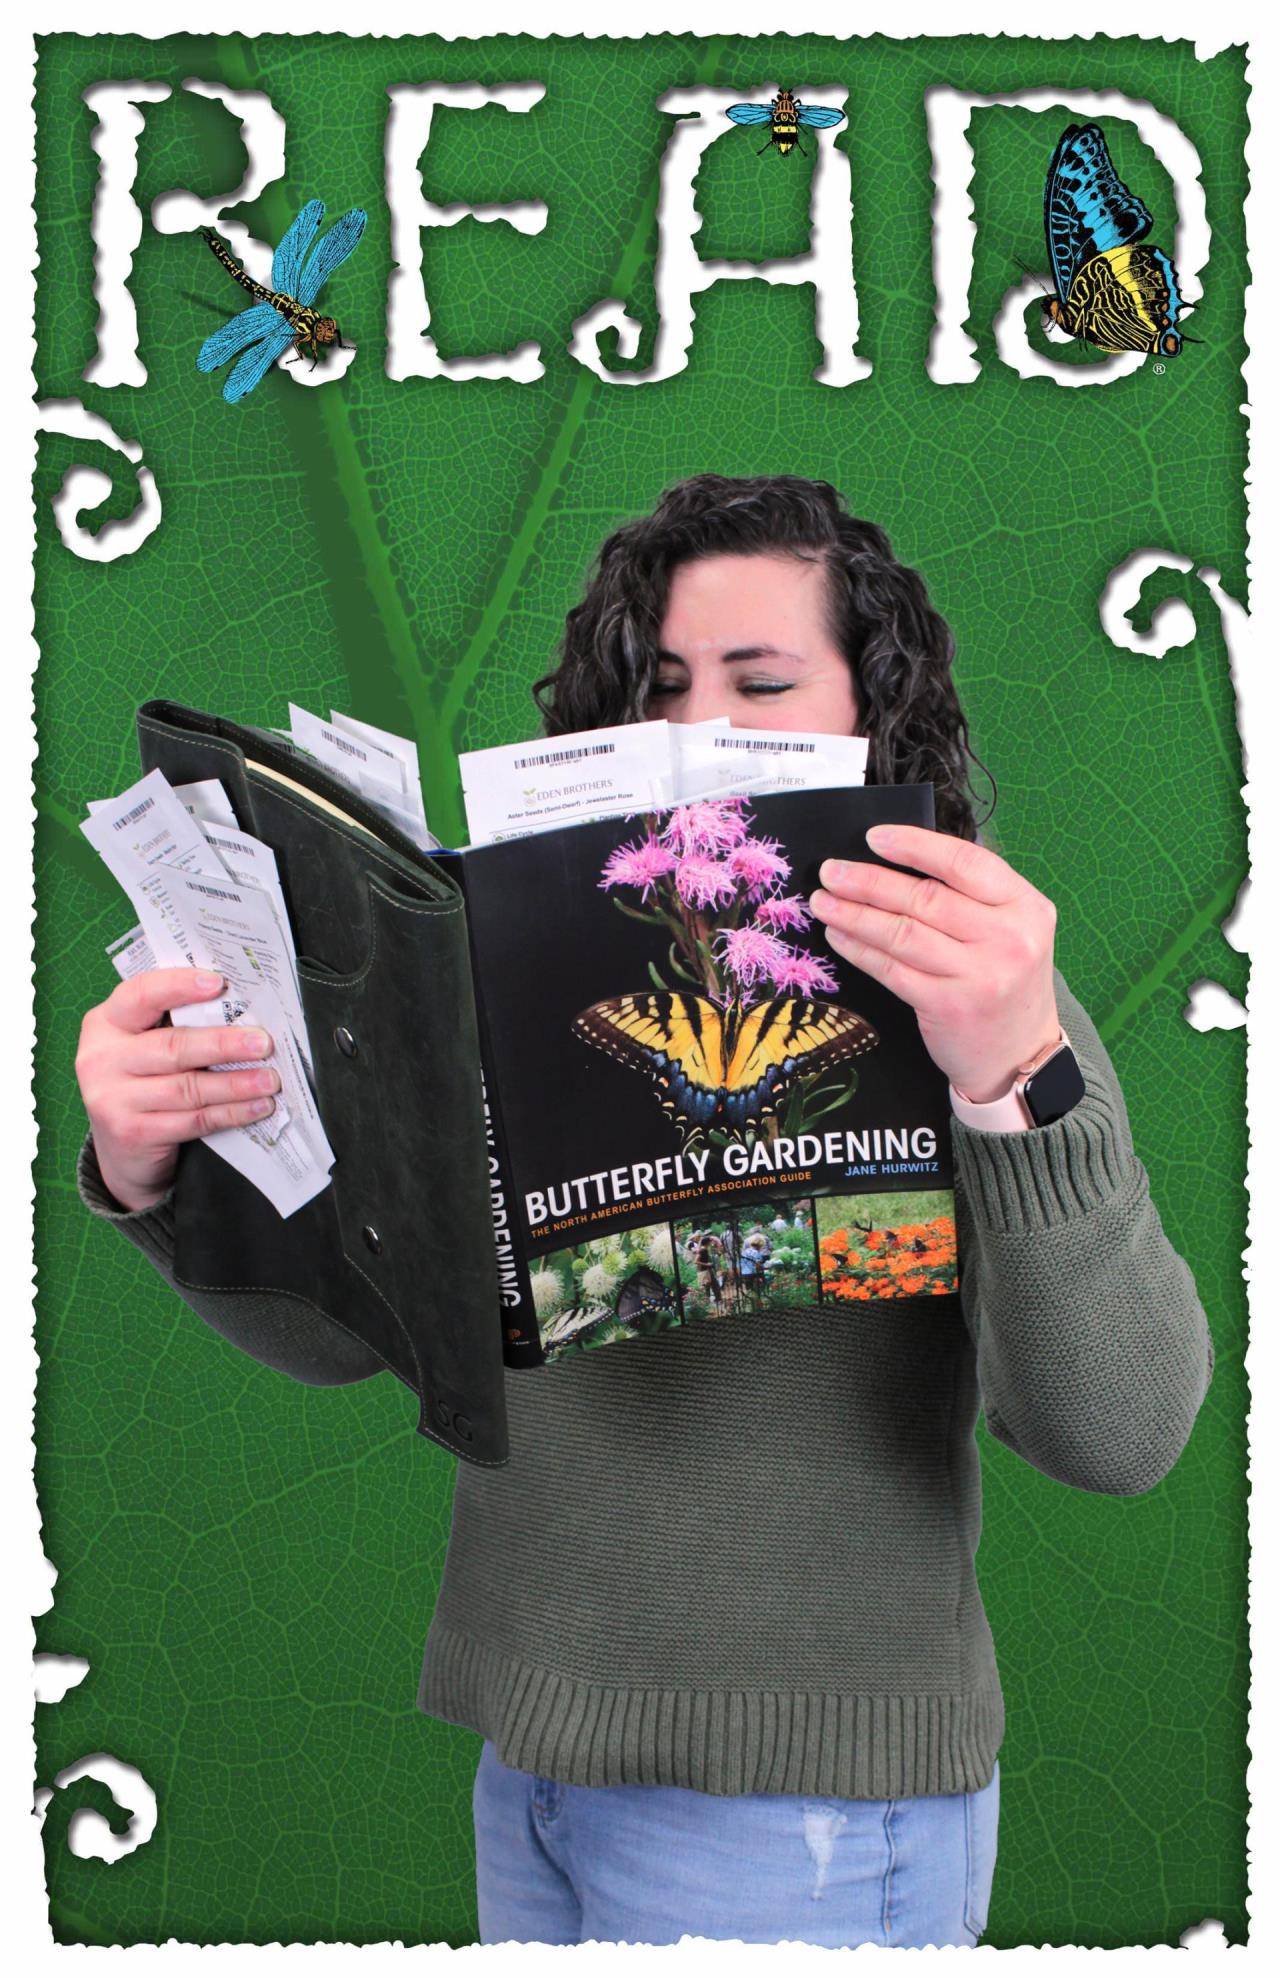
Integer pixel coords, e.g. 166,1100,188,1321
196,200,367,404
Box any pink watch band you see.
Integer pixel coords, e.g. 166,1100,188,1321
948,1026,1071,1133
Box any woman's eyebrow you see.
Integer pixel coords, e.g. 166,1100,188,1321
655,644,806,665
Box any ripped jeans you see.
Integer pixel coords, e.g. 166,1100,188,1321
471,1739,999,1948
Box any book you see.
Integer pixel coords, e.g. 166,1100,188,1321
436,782,958,1370
129,700,961,1444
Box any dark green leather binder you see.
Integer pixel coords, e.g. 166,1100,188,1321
135,698,508,1469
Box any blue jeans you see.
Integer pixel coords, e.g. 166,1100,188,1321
472,1739,999,1948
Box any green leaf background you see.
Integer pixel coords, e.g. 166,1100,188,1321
33,30,1248,1949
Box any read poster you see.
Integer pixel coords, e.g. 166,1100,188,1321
27,8,1251,1953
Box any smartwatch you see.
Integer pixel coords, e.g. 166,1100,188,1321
949,1024,1086,1131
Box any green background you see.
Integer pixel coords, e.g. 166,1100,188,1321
33,31,1248,1948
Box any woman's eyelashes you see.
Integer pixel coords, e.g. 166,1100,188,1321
650,676,795,699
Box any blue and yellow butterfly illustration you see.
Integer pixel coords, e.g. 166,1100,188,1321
196,200,367,404
725,90,845,158
1043,123,1189,358
573,990,878,1148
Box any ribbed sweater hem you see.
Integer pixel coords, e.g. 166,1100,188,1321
417,1624,1005,1799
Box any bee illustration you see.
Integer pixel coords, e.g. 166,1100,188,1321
725,90,846,158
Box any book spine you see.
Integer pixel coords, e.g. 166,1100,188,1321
479,1043,544,1369
439,849,544,1370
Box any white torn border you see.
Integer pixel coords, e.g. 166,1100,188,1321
1098,550,1251,1032
32,1755,157,1863
5,1,1275,1970
33,397,161,560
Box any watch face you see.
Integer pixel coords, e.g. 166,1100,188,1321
1023,1046,1086,1126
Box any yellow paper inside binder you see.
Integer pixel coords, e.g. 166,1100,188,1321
246,758,386,843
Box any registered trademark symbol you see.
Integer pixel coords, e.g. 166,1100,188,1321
1153,362,1167,374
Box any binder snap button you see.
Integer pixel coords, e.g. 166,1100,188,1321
361,1224,382,1255
454,1415,473,1442
435,1398,451,1426
334,1027,358,1058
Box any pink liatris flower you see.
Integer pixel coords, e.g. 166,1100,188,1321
715,925,794,991
726,837,791,899
754,892,811,933
716,921,795,989
659,799,751,858
599,835,678,900
770,949,842,997
674,854,740,910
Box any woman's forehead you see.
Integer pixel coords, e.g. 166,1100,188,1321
659,552,830,644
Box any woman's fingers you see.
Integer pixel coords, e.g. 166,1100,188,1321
123,1020,274,1077
105,967,228,1032
114,1098,279,1149
128,1063,281,1116
76,968,285,1212
810,886,958,977
861,824,1023,907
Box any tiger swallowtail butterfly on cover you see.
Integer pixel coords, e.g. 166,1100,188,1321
572,990,879,1148
539,1301,611,1353
540,1266,678,1358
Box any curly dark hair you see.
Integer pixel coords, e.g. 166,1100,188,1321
532,473,997,843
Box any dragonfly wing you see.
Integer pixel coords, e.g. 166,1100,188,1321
726,104,773,124
196,301,285,373
271,200,325,296
296,207,368,306
223,319,296,403
796,106,846,127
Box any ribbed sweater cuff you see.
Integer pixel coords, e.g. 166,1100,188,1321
948,1070,1136,1233
76,1131,178,1267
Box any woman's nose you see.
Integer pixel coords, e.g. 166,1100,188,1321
671,680,732,726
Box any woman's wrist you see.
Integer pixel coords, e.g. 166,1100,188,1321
89,1131,176,1214
949,1024,1071,1132
950,1018,1064,1106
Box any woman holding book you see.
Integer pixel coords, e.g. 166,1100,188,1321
73,474,1214,1950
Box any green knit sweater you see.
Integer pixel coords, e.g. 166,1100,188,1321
76,966,1214,1800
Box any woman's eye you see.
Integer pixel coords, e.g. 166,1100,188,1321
649,675,793,698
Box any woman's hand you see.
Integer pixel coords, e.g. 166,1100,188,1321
75,968,280,1213
809,823,1061,1103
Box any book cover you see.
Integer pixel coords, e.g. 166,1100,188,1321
446,784,958,1365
